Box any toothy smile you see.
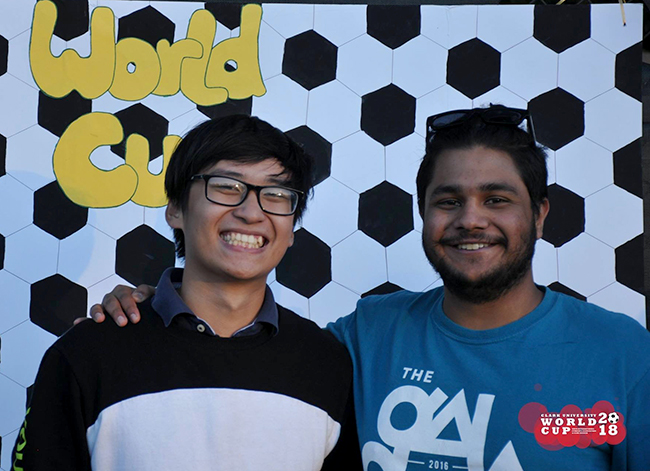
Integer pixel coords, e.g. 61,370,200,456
221,232,266,249
456,243,490,251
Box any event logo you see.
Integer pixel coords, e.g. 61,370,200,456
30,1,266,208
518,401,626,450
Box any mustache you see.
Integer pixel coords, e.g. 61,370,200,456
439,233,507,246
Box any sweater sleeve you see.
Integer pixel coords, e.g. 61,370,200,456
320,385,362,470
11,345,92,471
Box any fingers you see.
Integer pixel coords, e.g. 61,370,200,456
102,290,130,326
133,284,156,303
73,317,89,326
89,303,106,323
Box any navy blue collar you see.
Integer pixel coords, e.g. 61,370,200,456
151,267,279,336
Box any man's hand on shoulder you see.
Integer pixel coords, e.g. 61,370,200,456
73,284,156,327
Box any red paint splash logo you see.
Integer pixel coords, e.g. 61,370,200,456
518,401,626,450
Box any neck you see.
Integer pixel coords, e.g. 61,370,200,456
179,269,268,337
441,272,544,330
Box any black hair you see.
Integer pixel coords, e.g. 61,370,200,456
165,114,314,259
416,109,548,217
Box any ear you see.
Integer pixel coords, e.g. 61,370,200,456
535,198,550,239
165,202,184,230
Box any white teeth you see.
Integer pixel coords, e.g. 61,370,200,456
221,232,264,249
457,243,489,251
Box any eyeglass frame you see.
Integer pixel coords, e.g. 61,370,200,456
426,106,537,145
189,174,304,216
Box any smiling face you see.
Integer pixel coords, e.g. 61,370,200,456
166,159,295,285
421,146,549,303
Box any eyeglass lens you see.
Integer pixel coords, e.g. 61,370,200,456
206,176,298,215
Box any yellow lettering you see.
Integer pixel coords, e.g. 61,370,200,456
30,1,115,99
128,134,179,207
110,38,161,101
153,39,203,96
206,4,266,99
54,113,137,208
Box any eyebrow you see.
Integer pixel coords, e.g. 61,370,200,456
429,182,521,196
212,169,291,186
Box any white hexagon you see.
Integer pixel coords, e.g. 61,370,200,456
585,88,641,152
59,225,117,287
66,31,91,58
386,133,425,196
88,143,125,172
473,86,527,110
2,428,20,470
387,230,437,292
0,320,56,387
555,137,612,198
168,108,208,137
416,85,472,136
4,225,59,284
331,131,385,194
88,201,145,240
301,178,357,247
393,35,447,99
591,3,642,54
501,37,558,101
585,185,643,248
421,5,477,49
141,93,196,122
0,175,34,236
424,276,444,292
0,374,26,437
6,125,58,190
0,74,38,137
308,282,359,327
532,238,557,287
261,3,314,39
477,5,533,52
251,74,308,132
85,272,133,315
0,0,37,40
8,29,37,90
558,39,615,102
413,196,423,233
546,149,556,186
337,34,392,97
258,20,285,80
144,206,175,243
269,281,309,319
331,230,387,295
0,270,30,335
557,233,615,297
307,80,361,143
314,4,366,47
588,282,646,328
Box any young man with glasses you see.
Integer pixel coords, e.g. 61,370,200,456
87,106,650,470
12,115,359,470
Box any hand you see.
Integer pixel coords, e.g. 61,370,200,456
75,284,156,327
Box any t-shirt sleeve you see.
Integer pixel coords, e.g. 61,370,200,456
619,363,650,470
325,311,355,344
11,345,92,471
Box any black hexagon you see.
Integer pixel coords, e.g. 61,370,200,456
111,104,169,162
447,39,500,99
116,225,176,287
0,133,5,177
0,232,4,271
542,183,584,248
547,282,586,302
276,228,331,298
204,3,242,30
533,5,590,53
615,42,642,101
38,91,92,137
613,138,642,198
30,274,88,336
33,182,88,240
528,88,584,151
359,181,413,247
50,0,89,41
0,35,7,77
117,6,175,48
367,5,420,49
286,126,331,186
282,30,337,91
615,234,643,295
361,281,404,298
197,98,252,120
361,84,416,146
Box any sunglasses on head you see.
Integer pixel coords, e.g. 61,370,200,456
426,106,536,144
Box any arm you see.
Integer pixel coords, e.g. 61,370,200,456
321,385,362,470
11,347,92,470
77,284,155,326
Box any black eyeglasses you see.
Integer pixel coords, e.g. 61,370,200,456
190,175,303,216
426,106,536,143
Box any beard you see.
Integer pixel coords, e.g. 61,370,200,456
423,220,537,304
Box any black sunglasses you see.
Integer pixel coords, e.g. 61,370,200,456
426,106,536,143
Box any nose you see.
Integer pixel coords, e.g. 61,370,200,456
455,200,489,231
232,189,265,222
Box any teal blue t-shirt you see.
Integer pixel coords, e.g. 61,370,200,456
327,287,650,471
